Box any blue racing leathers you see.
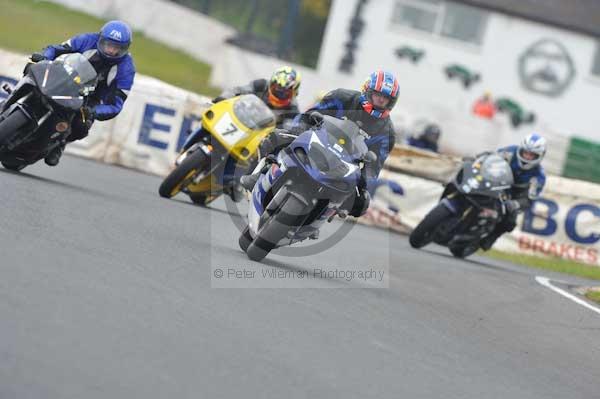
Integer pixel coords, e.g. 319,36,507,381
480,145,547,249
42,32,135,123
497,145,546,209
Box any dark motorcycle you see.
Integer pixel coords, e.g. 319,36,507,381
0,53,97,171
409,153,514,258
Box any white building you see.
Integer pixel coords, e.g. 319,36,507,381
317,0,600,152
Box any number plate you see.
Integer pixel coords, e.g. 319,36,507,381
214,112,246,146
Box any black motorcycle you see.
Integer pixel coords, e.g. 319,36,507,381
409,153,514,258
0,53,97,171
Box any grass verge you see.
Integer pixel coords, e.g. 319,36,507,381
0,0,219,96
584,289,600,304
482,249,600,281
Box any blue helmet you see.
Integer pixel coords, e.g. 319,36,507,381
98,20,132,60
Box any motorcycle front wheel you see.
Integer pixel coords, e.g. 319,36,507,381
238,225,253,253
159,149,209,198
246,194,308,262
0,109,29,147
409,203,453,249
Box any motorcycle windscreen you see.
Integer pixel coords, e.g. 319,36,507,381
319,116,369,159
30,54,97,110
292,124,366,184
307,141,347,177
460,154,514,198
233,94,275,130
59,53,97,85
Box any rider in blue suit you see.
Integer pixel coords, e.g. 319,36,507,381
31,20,136,165
241,70,400,217
480,133,547,250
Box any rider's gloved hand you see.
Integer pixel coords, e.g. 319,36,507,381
30,53,46,63
505,199,521,213
307,111,324,127
258,135,276,157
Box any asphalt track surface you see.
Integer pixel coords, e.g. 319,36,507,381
1,155,599,399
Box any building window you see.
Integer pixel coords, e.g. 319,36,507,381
391,0,440,33
592,42,600,77
391,0,488,45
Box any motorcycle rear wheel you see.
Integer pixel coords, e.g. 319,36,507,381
450,244,479,259
189,193,208,206
1,161,26,172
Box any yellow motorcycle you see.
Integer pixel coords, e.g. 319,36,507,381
158,94,276,205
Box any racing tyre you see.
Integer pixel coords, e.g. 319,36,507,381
246,194,308,262
0,109,29,147
189,193,208,206
450,244,479,259
409,203,453,249
1,161,26,172
159,150,209,198
238,225,253,252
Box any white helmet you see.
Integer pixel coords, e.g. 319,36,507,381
517,133,546,170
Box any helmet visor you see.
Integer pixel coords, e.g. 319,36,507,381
519,148,541,162
269,82,293,101
98,37,129,58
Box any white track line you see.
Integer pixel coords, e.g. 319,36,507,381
535,276,600,316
